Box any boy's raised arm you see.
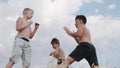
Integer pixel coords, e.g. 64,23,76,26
29,23,39,39
64,26,83,38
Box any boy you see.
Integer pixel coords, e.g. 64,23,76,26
50,38,65,66
6,8,39,68
58,15,99,68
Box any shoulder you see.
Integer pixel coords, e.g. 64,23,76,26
17,17,23,21
77,24,84,31
59,48,64,52
16,17,23,23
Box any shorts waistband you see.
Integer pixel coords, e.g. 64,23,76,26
57,59,65,65
20,37,29,42
16,36,29,42
79,42,93,45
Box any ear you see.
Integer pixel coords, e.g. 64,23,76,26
23,10,28,15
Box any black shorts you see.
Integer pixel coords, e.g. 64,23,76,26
69,42,99,66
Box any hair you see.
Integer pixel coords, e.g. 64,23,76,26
23,8,34,15
75,15,87,24
51,38,60,45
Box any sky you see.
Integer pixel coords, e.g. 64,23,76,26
0,0,120,68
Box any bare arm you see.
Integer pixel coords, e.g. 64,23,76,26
29,23,39,39
50,49,59,56
16,17,32,31
64,26,83,37
73,37,80,44
64,26,83,44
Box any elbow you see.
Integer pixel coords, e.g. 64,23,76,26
29,34,33,39
29,37,32,39
29,33,35,39
29,36,33,39
16,26,24,31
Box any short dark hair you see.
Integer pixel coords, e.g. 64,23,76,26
51,38,60,45
75,15,87,24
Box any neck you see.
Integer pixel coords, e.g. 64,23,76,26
23,15,28,21
56,47,60,49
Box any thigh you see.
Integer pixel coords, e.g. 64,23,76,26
66,56,75,65
86,45,99,67
69,45,90,61
21,42,31,67
10,39,23,63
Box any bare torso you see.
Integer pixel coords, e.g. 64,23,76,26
58,48,65,60
78,26,92,44
53,48,65,60
17,18,31,39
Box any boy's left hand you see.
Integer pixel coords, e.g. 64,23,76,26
64,26,72,35
35,23,39,29
49,53,53,56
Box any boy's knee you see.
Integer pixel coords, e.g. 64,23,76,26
92,63,99,68
6,61,14,68
23,65,28,68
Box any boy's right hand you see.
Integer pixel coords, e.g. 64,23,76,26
35,23,39,29
49,53,53,56
64,26,72,35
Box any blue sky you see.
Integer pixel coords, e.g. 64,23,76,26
76,0,120,17
0,0,120,68
0,0,8,2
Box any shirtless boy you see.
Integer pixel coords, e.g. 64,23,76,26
58,15,99,68
50,38,65,66
6,8,39,68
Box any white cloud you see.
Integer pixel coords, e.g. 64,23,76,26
0,0,84,68
87,15,120,67
108,4,116,10
95,8,99,14
87,15,120,47
83,0,103,3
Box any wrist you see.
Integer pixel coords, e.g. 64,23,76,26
27,22,31,26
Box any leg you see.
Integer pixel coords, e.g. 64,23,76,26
6,37,23,68
58,43,89,68
65,56,75,65
58,56,75,68
86,44,99,68
58,44,87,68
6,60,14,68
22,43,31,68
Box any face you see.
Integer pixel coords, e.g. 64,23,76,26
75,19,83,28
52,43,59,49
26,10,34,19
